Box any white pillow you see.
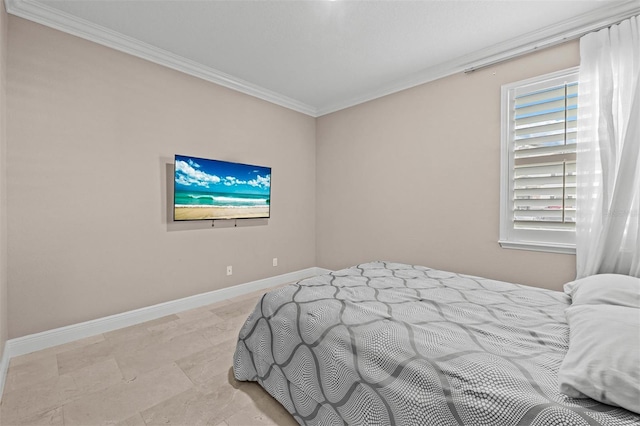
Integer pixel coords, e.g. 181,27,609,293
564,274,640,308
559,304,640,414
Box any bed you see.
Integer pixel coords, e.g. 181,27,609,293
233,261,640,425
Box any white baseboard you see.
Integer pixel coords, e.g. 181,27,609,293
0,266,331,399
0,343,9,401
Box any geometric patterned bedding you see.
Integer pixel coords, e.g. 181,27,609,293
233,261,640,425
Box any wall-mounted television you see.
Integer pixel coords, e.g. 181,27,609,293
173,154,271,221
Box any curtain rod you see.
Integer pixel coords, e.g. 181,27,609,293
463,38,571,74
464,11,639,74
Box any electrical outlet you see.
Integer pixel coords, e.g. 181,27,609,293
226,265,233,276
273,258,278,267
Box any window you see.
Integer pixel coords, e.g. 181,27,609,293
500,67,578,254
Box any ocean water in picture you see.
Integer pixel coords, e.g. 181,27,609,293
174,190,269,208
173,154,271,220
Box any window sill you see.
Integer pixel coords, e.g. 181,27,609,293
498,240,576,255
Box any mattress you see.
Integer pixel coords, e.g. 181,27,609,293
233,261,640,425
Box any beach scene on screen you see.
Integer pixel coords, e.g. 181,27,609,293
174,155,271,220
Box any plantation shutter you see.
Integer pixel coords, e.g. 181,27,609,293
511,79,577,231
500,68,578,253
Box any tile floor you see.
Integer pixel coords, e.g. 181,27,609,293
0,287,299,426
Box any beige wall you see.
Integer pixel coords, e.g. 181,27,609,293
6,14,583,338
316,41,579,291
7,17,316,338
0,3,8,356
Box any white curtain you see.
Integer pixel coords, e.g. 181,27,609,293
576,16,640,278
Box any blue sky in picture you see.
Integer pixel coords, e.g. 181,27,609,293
174,155,271,196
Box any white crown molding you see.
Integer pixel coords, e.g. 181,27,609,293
316,0,640,116
0,266,333,400
4,0,318,116
5,0,640,117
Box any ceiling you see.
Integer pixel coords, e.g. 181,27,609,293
5,0,640,116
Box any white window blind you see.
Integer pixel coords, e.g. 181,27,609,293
500,68,578,253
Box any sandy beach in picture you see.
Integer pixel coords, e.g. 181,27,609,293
175,206,269,220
